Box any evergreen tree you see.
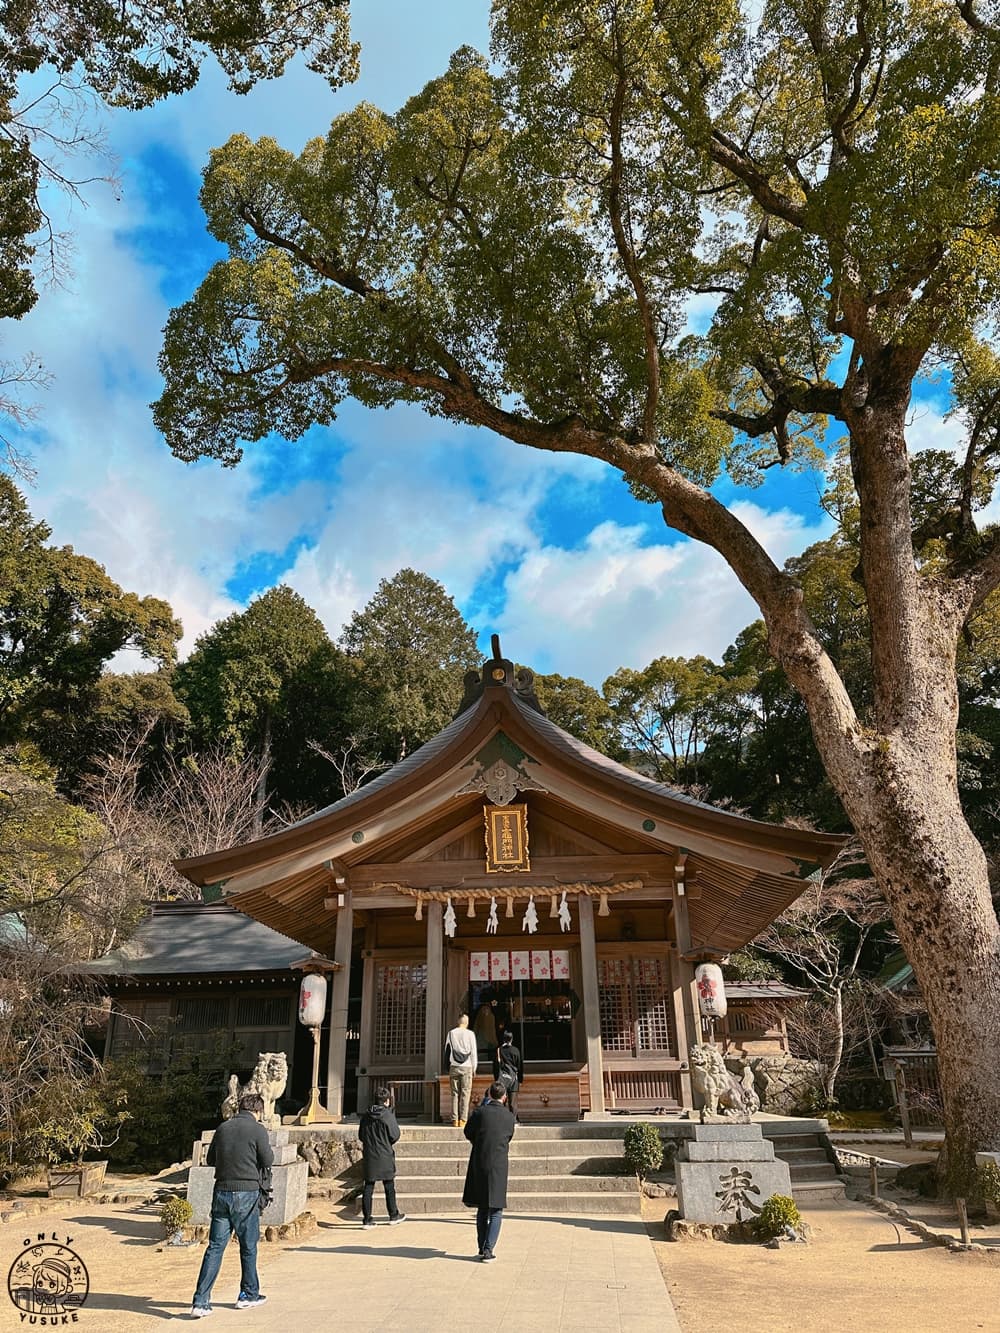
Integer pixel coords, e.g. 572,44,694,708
341,569,479,761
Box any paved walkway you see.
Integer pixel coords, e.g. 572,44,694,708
2,1203,682,1332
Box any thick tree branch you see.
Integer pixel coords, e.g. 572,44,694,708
608,70,660,440
707,129,807,229
239,341,867,784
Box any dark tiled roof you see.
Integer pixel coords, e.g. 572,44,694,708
82,902,318,976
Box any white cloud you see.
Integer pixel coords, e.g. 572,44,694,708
496,502,834,684
907,399,965,455
282,406,601,641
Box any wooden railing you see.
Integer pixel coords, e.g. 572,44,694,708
601,1060,683,1111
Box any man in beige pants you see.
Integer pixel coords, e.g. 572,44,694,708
445,1013,478,1126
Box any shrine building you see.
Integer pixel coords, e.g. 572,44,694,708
174,639,842,1123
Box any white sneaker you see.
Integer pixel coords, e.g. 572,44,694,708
190,1307,213,1319
235,1294,267,1310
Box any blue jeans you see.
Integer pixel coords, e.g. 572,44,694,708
476,1206,503,1256
193,1189,260,1308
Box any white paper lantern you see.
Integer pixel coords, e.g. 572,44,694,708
298,973,328,1027
695,963,727,1019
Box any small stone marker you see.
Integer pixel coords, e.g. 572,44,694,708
675,1123,793,1225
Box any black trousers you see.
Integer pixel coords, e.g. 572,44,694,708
362,1178,399,1222
507,1085,518,1118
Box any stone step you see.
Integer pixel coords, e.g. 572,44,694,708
390,1173,635,1194
788,1161,841,1179
400,1155,629,1177
397,1124,629,1141
789,1177,847,1202
766,1133,828,1150
394,1138,626,1159
779,1147,832,1166
382,1191,640,1216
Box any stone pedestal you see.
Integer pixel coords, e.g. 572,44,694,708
187,1127,308,1226
675,1123,792,1224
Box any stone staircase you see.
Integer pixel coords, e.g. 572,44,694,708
388,1124,640,1216
329,1118,844,1216
762,1124,846,1201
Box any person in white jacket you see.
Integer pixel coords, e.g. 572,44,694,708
444,1013,478,1126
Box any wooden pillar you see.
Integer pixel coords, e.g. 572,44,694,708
424,901,444,1121
326,892,353,1120
578,893,605,1116
669,944,694,1109
672,891,702,1109
357,929,376,1115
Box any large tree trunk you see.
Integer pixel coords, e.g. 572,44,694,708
844,750,1000,1193
781,385,1000,1192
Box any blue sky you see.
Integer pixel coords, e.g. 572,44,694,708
4,0,966,684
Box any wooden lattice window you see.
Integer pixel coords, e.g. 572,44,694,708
633,957,675,1054
235,995,292,1029
597,955,675,1057
109,998,172,1062
373,961,427,1061
176,996,230,1031
598,958,634,1052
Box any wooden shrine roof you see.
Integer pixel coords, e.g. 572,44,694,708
174,645,845,955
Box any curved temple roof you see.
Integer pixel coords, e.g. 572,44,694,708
175,645,845,954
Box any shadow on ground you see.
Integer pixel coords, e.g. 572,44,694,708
66,1213,163,1244
77,1291,187,1321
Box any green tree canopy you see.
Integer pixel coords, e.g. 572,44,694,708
0,477,181,750
340,568,480,761
530,670,626,759
0,0,358,325
175,583,352,808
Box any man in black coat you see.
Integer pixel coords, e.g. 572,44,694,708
462,1079,515,1262
492,1029,524,1121
191,1092,273,1317
358,1086,406,1228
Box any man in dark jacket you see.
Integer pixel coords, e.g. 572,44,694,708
358,1086,406,1228
191,1092,273,1318
462,1079,516,1262
492,1029,524,1121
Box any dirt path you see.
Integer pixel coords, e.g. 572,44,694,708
647,1196,1000,1333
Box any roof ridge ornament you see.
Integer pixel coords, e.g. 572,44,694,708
453,634,546,717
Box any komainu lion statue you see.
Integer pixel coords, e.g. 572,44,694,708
690,1044,760,1120
221,1051,289,1130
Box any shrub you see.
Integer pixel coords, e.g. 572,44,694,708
753,1194,802,1240
6,1071,130,1172
623,1123,663,1181
159,1196,194,1237
103,1057,228,1171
